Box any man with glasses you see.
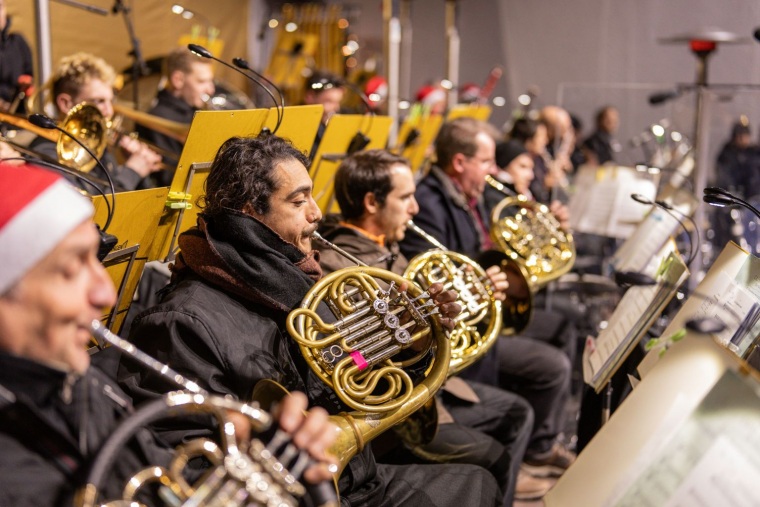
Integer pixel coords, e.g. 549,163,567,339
400,117,577,491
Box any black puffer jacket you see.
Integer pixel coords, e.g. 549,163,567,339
0,354,167,507
119,211,385,505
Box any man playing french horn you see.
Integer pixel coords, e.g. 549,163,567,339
120,135,502,506
317,148,554,504
29,52,163,192
0,164,338,506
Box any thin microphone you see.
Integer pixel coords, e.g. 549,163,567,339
648,89,681,105
703,186,760,221
630,193,698,267
232,57,285,131
28,113,117,233
188,44,284,135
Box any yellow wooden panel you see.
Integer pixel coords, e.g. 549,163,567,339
150,109,270,261
310,114,393,214
446,104,493,122
263,105,324,156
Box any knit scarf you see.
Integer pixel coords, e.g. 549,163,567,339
172,210,322,313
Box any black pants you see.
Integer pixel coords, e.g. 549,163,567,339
414,380,533,505
369,462,501,507
496,334,572,456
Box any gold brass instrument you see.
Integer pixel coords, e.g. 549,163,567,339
403,220,504,375
57,103,109,173
113,103,189,143
487,174,575,289
81,320,338,507
289,232,451,474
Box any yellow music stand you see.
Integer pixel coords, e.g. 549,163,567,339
91,187,168,337
395,111,445,175
149,109,270,262
262,104,324,155
310,113,393,214
446,104,492,122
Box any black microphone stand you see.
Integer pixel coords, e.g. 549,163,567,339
112,0,147,108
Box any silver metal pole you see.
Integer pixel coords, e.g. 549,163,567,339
34,0,53,85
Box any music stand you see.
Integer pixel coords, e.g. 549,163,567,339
148,109,270,262
310,113,393,214
91,187,168,339
395,111,444,175
445,103,492,121
262,104,324,155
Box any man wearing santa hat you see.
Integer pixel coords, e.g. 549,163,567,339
0,165,337,505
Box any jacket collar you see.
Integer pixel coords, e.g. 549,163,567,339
0,352,76,407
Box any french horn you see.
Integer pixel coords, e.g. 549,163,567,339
288,232,451,474
81,320,338,507
486,174,575,289
403,220,504,374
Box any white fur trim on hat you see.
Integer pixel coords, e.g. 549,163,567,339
0,172,94,294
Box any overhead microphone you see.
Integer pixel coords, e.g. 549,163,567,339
703,186,760,221
27,113,118,259
630,193,699,267
231,57,285,130
188,44,284,134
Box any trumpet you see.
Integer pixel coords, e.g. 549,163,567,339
83,320,338,507
282,232,451,475
403,220,505,374
486,175,575,289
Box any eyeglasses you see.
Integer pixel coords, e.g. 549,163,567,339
466,155,495,167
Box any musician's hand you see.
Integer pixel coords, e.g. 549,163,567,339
485,265,508,301
119,136,163,176
275,391,338,483
549,200,571,231
428,282,461,330
0,141,23,165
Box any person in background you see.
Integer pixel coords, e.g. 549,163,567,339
582,105,620,166
136,47,215,186
399,117,577,485
29,52,162,192
303,70,345,158
0,0,33,114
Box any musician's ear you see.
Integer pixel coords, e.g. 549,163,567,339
363,192,379,215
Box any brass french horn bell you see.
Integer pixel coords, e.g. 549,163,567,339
486,175,575,289
403,220,504,375
284,232,451,476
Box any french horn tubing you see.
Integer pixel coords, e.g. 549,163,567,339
403,220,503,375
288,232,451,474
486,175,576,289
82,320,338,507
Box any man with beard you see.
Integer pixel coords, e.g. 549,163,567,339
119,135,500,506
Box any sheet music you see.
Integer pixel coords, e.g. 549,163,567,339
584,251,688,390
612,208,681,274
568,166,657,238
606,370,760,507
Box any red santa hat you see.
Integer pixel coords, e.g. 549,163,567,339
416,84,446,107
0,165,94,294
